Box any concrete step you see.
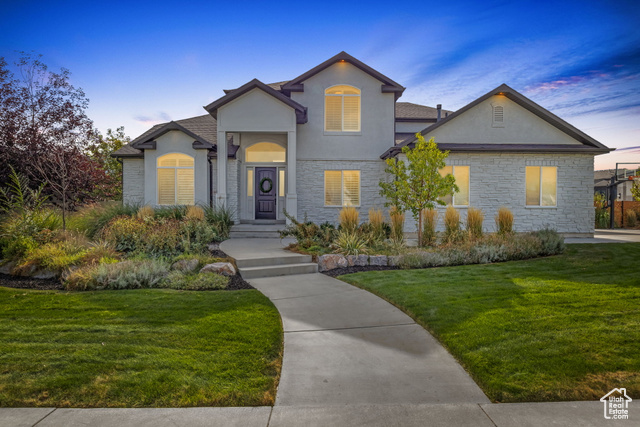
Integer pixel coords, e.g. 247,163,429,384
240,262,318,279
229,231,282,239
235,254,312,269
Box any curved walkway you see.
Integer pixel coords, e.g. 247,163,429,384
220,239,489,407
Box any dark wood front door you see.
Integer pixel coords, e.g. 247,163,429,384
255,167,277,220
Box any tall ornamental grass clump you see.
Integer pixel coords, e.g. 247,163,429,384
495,206,514,235
466,207,484,239
389,206,405,243
443,206,461,243
339,207,359,233
368,208,386,240
421,208,438,246
625,210,637,228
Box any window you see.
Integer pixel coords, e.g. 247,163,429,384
492,104,504,128
526,166,557,206
324,170,360,206
157,153,194,205
245,142,285,162
279,169,285,197
247,169,254,197
439,166,470,206
325,85,361,132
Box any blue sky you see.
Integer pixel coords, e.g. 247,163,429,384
1,0,639,169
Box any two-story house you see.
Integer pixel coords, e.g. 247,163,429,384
112,51,611,236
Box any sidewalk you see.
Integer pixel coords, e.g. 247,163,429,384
2,401,630,426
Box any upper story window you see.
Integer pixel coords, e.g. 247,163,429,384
157,153,194,205
325,85,361,132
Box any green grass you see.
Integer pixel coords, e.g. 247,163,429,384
340,243,640,403
0,288,283,407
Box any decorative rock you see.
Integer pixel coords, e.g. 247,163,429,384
369,255,388,266
0,260,17,275
33,269,58,280
200,262,236,276
207,243,220,252
318,254,348,272
388,256,401,267
171,258,199,272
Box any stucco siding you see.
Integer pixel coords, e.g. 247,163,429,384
217,89,296,132
297,160,388,224
291,62,395,161
426,95,582,145
401,153,595,235
122,158,145,205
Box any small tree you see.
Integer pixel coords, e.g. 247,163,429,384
379,134,458,246
87,127,130,200
632,179,640,202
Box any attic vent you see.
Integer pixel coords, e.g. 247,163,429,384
492,105,505,128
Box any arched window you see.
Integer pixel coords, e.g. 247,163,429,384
157,153,194,205
325,85,361,132
245,142,286,162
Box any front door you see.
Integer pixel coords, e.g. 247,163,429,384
255,167,277,220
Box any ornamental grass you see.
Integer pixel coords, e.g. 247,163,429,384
136,205,154,221
443,206,461,242
185,205,205,221
339,207,359,233
389,206,405,243
421,208,438,246
495,206,514,235
466,207,484,240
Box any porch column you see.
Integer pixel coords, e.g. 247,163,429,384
286,130,297,222
216,130,227,207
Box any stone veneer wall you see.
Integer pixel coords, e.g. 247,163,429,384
403,152,595,235
296,160,388,225
122,159,145,205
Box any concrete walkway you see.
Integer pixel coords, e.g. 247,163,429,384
2,401,630,426
221,238,489,406
566,229,640,244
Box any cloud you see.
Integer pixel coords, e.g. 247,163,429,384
133,111,172,125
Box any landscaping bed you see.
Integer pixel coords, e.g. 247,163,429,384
339,243,640,403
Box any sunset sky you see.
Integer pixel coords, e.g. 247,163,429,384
1,0,638,170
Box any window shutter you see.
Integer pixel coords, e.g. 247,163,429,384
324,171,342,206
176,168,194,205
343,97,360,131
158,169,176,205
325,96,343,131
342,171,360,206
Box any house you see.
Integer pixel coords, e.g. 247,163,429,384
112,51,611,236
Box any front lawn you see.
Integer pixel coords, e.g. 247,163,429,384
340,243,640,403
0,288,282,407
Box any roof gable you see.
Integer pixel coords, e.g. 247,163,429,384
383,84,611,158
281,51,405,99
205,78,307,124
130,120,214,150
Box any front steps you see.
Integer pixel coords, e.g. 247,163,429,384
229,223,285,239
235,253,317,279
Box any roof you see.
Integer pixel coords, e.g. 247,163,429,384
111,114,237,158
224,80,290,94
395,102,453,121
281,51,405,99
382,83,612,159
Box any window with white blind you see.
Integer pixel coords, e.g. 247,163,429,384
324,170,360,206
526,166,557,206
439,166,470,206
325,85,361,132
157,153,194,205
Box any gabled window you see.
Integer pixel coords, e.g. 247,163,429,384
325,85,361,132
157,153,194,205
526,166,557,206
440,166,470,206
324,170,360,206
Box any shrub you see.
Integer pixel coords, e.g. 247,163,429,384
0,208,62,259
180,220,218,254
65,260,169,291
136,205,154,220
185,205,205,221
67,202,140,239
332,230,367,255
100,216,149,253
625,210,637,228
281,211,334,249
154,205,187,220
443,206,462,243
495,206,514,235
389,206,405,243
202,204,234,240
533,228,565,255
594,193,609,229
162,270,228,291
466,207,484,240
339,207,359,233
143,219,183,257
16,238,87,274
421,208,438,247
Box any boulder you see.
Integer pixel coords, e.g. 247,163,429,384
318,254,348,272
0,260,17,275
207,243,220,252
33,269,58,280
200,262,236,276
388,256,401,267
171,258,199,272
346,254,369,267
369,255,388,266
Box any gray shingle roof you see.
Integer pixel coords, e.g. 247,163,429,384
395,102,453,120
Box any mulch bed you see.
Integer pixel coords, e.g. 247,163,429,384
0,273,64,291
226,274,254,290
322,265,400,277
